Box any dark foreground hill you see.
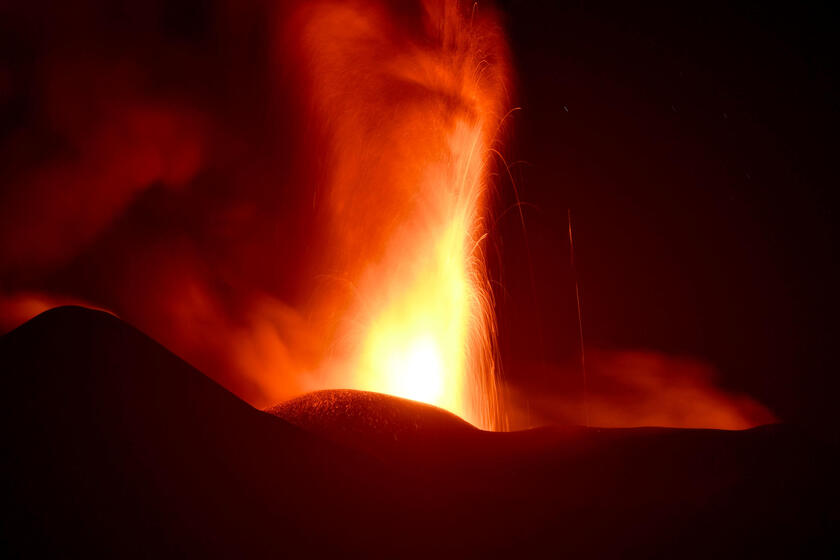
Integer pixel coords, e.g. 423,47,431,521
1,307,835,557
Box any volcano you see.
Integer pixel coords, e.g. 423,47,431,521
1,306,833,557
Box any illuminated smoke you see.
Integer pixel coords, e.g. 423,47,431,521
506,350,776,430
0,0,509,428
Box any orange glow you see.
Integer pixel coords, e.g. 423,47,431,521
505,350,776,430
289,0,509,429
355,216,478,420
0,292,115,333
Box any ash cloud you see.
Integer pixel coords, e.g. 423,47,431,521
0,0,319,405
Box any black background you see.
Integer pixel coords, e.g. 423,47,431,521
493,0,836,432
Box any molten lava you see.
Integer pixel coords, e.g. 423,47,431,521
290,0,509,429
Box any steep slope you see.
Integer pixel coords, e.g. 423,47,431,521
0,306,385,556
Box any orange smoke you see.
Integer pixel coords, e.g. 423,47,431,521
506,350,776,430
0,0,510,429
287,0,510,429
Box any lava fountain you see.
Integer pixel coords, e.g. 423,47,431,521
288,0,510,429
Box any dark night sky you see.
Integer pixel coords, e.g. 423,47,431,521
494,1,836,431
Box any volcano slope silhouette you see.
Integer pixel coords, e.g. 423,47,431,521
1,307,835,557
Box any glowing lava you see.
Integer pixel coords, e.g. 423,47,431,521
292,0,509,429
356,217,474,418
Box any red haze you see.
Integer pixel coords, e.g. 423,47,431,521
506,349,775,430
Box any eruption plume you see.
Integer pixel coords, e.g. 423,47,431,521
0,0,510,429
289,0,509,429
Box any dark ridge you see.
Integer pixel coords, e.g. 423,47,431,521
0,306,389,556
270,388,475,432
268,389,477,457
1,307,835,557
